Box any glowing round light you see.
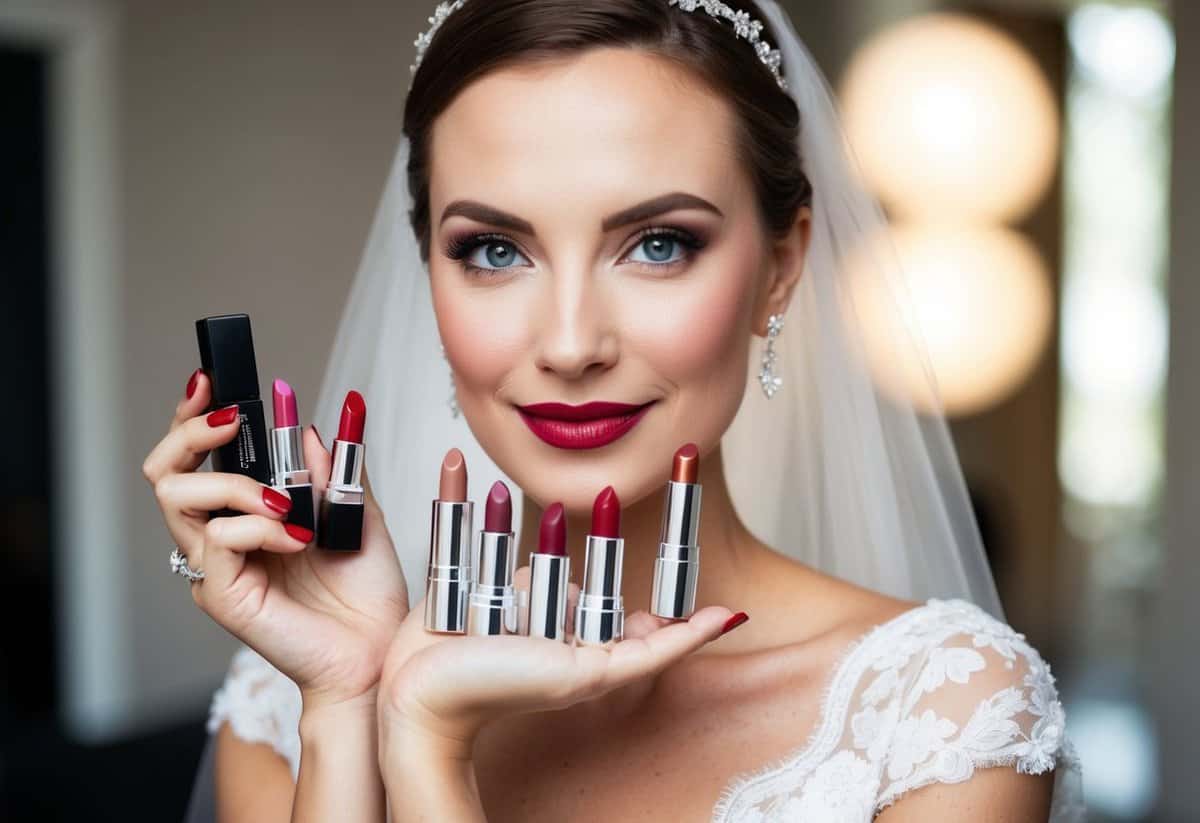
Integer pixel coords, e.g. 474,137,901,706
847,224,1054,417
841,12,1060,223
1069,5,1174,99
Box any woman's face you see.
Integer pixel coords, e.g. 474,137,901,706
429,48,785,514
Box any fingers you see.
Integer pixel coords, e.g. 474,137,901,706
143,402,243,484
195,513,310,595
589,606,736,688
170,368,210,432
155,471,294,521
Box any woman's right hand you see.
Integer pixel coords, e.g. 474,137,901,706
142,368,408,712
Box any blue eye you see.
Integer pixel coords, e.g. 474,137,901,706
444,233,531,276
622,228,704,271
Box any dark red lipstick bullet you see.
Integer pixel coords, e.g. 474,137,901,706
575,487,625,646
527,502,570,641
467,480,519,636
316,390,367,551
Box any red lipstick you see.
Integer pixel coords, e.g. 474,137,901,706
652,443,704,619
575,487,625,646
468,480,519,636
267,378,315,533
425,448,474,633
316,390,367,551
527,503,571,641
516,401,654,450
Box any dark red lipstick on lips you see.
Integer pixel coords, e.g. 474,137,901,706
527,502,571,641
517,401,654,450
652,443,704,619
267,379,315,533
467,481,519,636
316,391,367,551
575,486,625,646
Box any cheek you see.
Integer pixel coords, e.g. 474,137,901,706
431,273,529,395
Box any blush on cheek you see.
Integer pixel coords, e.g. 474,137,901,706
431,275,530,395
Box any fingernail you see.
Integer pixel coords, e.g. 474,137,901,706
185,368,202,399
206,405,239,427
721,612,749,635
284,523,314,544
262,486,293,515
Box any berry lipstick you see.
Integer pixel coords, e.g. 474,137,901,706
425,448,474,633
316,390,366,551
526,502,570,641
516,401,654,450
467,481,519,636
267,378,315,533
575,486,625,646
651,443,704,619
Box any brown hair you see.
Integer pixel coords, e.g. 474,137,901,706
402,0,812,264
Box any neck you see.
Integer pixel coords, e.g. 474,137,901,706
517,443,758,615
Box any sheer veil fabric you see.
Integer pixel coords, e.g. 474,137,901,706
185,2,1084,819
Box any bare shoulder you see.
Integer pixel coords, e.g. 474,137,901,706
214,720,294,821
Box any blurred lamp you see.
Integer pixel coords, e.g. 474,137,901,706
847,224,1053,417
841,12,1060,224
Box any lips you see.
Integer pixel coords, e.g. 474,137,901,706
516,400,655,450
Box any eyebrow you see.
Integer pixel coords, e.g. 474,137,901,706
438,191,724,235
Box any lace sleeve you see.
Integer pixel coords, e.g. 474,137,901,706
206,645,303,782
874,605,1084,820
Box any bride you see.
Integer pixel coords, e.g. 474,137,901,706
145,0,1083,819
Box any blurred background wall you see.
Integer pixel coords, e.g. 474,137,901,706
0,0,1191,819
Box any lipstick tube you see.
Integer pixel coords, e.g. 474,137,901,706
466,530,518,635
651,444,703,619
317,391,366,551
425,448,473,633
268,380,314,532
575,487,624,647
195,315,271,517
527,502,570,641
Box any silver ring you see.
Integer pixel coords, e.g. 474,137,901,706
170,547,206,582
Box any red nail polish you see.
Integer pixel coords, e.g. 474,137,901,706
263,486,293,515
206,405,240,427
721,612,749,635
284,522,314,543
186,368,202,399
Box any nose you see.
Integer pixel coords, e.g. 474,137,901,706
533,270,619,381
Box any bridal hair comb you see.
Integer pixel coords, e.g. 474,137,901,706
409,0,788,92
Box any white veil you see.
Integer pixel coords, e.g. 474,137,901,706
311,0,1004,618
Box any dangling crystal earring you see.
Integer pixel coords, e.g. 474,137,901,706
440,343,460,418
758,313,784,399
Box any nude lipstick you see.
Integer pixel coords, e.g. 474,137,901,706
267,379,315,533
425,448,474,633
316,390,366,551
575,486,625,646
526,502,570,641
466,481,519,635
195,315,271,509
517,401,655,450
651,443,703,619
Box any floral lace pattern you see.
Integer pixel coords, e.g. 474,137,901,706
711,598,1083,822
206,599,1083,820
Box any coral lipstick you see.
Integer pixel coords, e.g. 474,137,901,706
517,401,654,450
316,390,366,551
267,379,315,533
526,502,570,641
425,448,474,633
652,443,704,619
575,486,625,646
467,481,519,636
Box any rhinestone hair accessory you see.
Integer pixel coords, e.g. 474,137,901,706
409,0,788,91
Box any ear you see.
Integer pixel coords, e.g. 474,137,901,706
753,206,812,335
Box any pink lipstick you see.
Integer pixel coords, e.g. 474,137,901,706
316,390,366,551
425,449,474,633
526,502,570,641
467,481,519,636
651,443,704,619
267,379,315,533
575,486,625,646
516,401,654,450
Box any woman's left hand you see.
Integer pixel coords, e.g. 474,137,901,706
376,588,740,768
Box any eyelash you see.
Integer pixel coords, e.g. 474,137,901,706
443,226,706,279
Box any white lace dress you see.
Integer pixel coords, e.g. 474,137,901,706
207,598,1084,821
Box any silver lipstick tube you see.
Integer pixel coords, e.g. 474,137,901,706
268,425,315,532
651,480,702,619
466,530,518,635
424,499,473,633
527,553,570,641
316,439,364,551
574,535,624,646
